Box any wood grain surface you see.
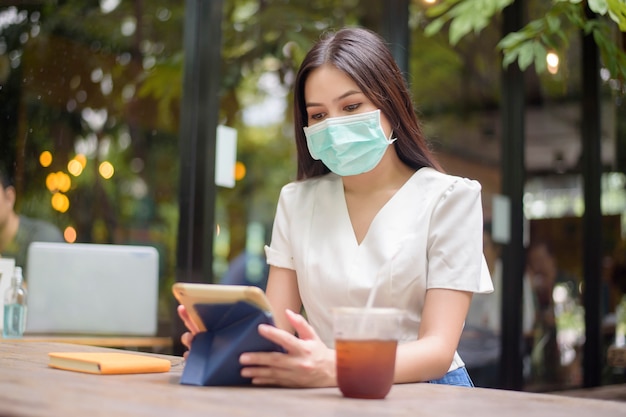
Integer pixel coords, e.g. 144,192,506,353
0,342,623,417
0,335,172,350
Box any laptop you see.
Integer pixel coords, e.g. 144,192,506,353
25,242,159,336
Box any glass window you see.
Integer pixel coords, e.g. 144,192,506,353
0,2,185,329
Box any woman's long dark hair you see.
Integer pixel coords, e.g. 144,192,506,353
293,27,442,180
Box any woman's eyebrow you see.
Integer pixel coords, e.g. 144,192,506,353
334,90,361,102
305,90,362,108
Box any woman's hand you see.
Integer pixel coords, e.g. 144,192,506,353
239,309,336,388
177,304,200,359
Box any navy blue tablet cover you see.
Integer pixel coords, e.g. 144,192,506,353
180,300,283,386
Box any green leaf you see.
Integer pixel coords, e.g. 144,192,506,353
449,15,475,45
588,0,609,15
606,0,626,30
498,32,530,50
526,18,546,34
502,49,519,68
563,3,586,27
425,0,463,18
496,0,515,9
424,18,446,38
423,0,514,44
556,30,570,45
424,0,626,83
517,42,535,70
545,14,561,33
582,19,598,35
533,42,548,74
540,34,559,51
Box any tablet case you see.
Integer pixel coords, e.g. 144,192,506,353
180,300,283,386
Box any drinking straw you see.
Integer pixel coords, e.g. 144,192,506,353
358,253,398,335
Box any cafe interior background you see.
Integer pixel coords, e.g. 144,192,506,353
1,0,625,393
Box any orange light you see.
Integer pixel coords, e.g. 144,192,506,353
46,172,72,192
56,171,71,192
39,151,53,167
234,161,246,181
74,153,87,168
46,172,59,192
63,226,77,243
51,192,70,213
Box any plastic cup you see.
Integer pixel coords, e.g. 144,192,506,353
333,307,403,399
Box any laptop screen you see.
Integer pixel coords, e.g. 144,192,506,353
25,242,159,336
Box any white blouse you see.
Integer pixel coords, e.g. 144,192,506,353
264,167,494,372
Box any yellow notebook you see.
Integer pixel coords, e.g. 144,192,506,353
48,352,171,375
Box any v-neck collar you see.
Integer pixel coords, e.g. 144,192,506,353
336,169,421,247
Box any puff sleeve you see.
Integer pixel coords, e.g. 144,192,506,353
426,178,493,293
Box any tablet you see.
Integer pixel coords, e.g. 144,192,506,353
172,283,274,332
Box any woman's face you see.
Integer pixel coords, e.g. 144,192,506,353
0,185,15,231
303,64,392,136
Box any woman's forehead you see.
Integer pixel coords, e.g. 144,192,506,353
304,65,360,101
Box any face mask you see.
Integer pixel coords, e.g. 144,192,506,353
303,109,396,176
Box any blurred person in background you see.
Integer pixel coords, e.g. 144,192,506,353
526,240,583,389
0,166,64,273
459,222,535,388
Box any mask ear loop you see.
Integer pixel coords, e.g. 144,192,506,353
391,114,405,140
381,113,398,143
386,130,398,144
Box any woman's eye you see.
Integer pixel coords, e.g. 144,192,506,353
310,112,325,121
344,103,360,112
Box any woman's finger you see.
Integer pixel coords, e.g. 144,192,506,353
177,304,200,334
285,309,320,342
181,331,194,349
255,310,322,355
256,323,303,354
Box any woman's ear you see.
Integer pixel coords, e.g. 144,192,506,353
4,185,17,207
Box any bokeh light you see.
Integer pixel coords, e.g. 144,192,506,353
99,161,114,179
63,226,77,243
45,173,57,192
39,151,52,167
546,51,559,75
234,161,246,181
74,153,87,168
67,159,84,176
46,171,71,193
51,193,70,213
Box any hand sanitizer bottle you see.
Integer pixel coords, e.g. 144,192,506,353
3,266,27,338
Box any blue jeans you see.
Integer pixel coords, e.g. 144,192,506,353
429,366,475,387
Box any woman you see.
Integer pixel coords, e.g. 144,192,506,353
179,26,493,388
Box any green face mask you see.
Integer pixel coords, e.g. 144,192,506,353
303,109,396,176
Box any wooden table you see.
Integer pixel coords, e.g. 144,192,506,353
0,335,172,351
1,342,624,417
